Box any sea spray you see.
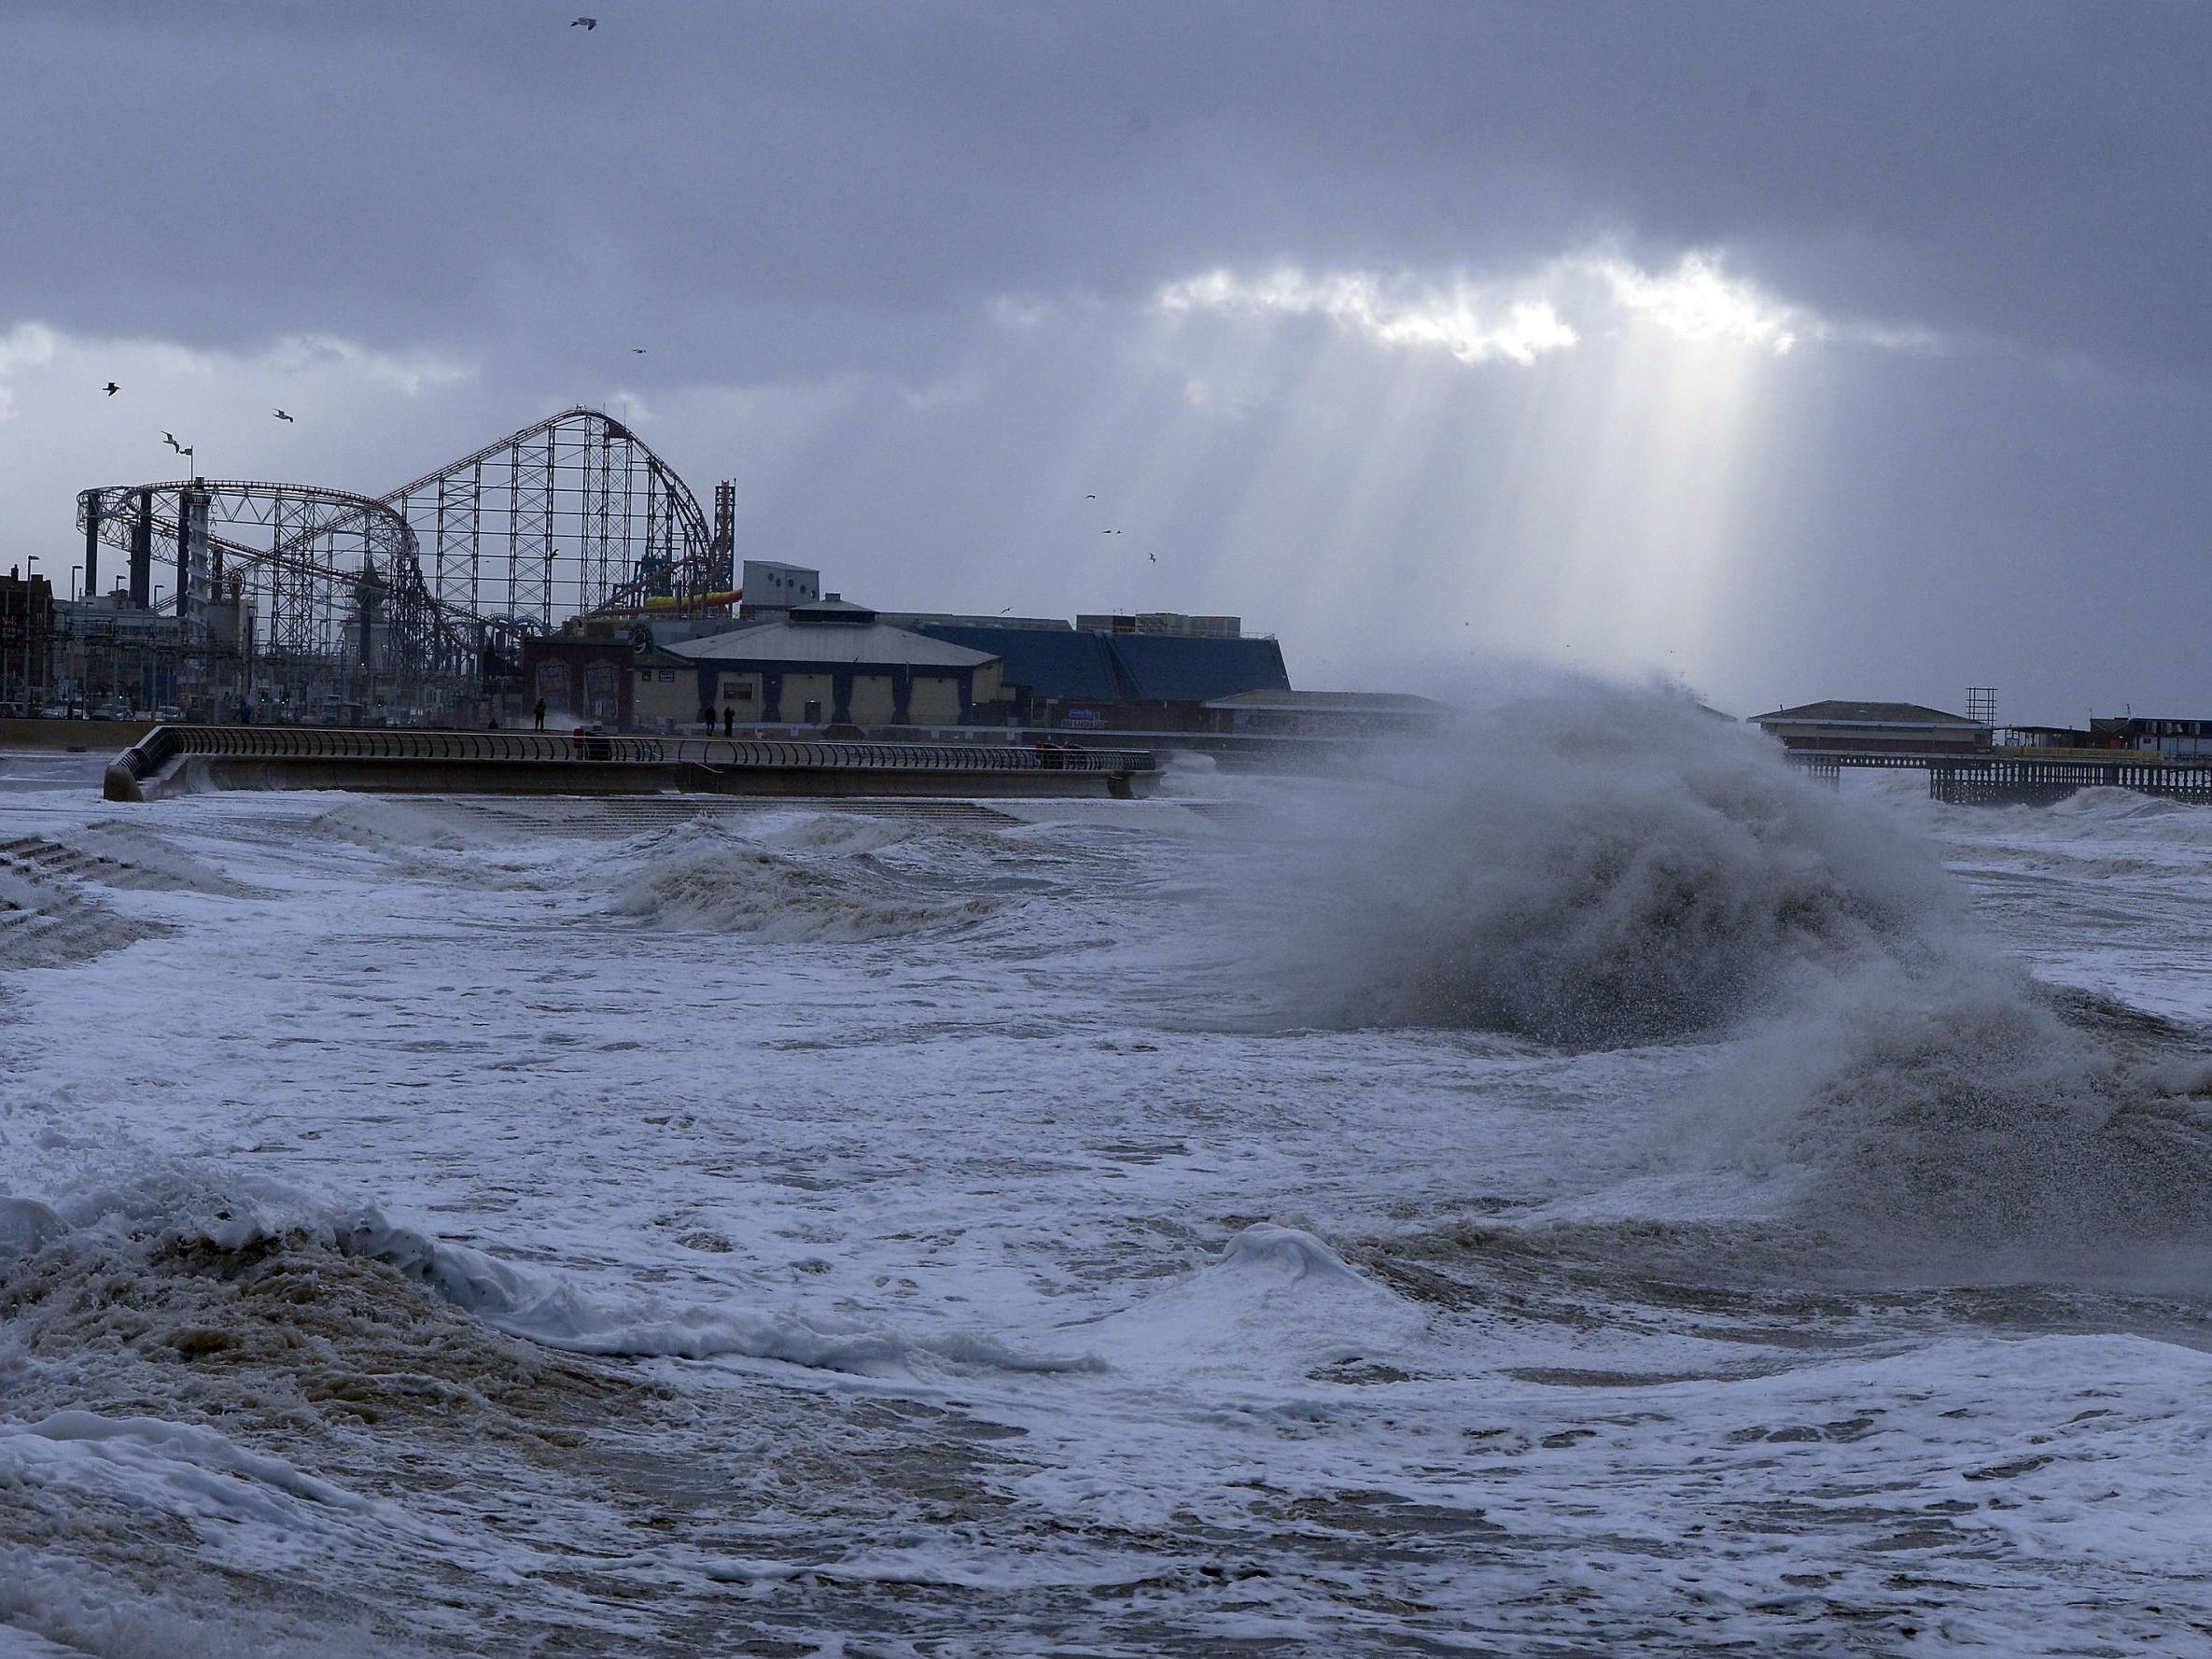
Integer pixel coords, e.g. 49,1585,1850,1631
1276,686,1953,1045
1272,684,2212,1269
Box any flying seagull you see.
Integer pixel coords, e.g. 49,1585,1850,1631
103,382,119,396
571,15,596,27
1147,553,1157,563
1085,493,1096,499
630,346,647,354
273,409,295,422
161,432,183,453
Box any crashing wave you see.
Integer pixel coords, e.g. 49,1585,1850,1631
1279,686,1953,1046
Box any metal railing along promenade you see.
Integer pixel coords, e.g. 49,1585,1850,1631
105,724,1157,795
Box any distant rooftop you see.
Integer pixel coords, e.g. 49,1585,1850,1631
875,612,1074,632
669,615,1000,668
1076,612,1244,640
1748,700,1985,728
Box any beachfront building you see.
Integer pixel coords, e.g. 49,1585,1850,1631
653,597,1010,730
1747,700,1993,756
2086,716,2212,761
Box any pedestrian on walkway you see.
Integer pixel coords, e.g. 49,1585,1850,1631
532,696,547,731
722,706,735,738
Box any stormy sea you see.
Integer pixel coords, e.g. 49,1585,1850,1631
2,692,2207,1655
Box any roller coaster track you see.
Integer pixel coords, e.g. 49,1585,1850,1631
75,479,466,681
276,405,725,627
72,406,736,710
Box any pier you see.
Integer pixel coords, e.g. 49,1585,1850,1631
1785,749,2212,807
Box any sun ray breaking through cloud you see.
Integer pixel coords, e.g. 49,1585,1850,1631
1122,247,1873,692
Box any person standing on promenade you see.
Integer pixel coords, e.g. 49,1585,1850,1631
532,696,547,731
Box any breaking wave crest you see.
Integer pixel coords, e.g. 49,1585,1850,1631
1720,960,2212,1266
1,1171,1095,1383
608,820,996,941
1282,688,1953,1046
1292,686,2212,1273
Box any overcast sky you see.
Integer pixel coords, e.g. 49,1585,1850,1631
4,1,2207,722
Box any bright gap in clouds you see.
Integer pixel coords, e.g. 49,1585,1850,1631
1136,250,1903,696
1155,268,1581,366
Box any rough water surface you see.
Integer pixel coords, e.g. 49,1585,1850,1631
2,710,2209,1655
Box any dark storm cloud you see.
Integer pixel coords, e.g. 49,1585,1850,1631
6,2,2207,378
7,2,2211,724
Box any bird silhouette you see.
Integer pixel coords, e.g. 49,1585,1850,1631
630,347,646,354
1147,553,1157,563
570,15,596,27
102,382,119,396
161,432,182,452
1085,493,1096,499
273,409,294,423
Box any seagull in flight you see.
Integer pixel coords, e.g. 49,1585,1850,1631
630,346,647,354
273,409,294,422
161,432,184,453
103,382,119,396
1147,553,1157,563
570,15,596,27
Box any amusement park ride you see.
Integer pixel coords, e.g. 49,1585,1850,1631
72,406,735,721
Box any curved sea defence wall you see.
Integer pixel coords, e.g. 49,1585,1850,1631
104,726,1155,803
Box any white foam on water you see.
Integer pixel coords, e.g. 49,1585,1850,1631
5,734,2212,1653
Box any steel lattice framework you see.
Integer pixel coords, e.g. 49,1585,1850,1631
73,406,732,717
356,406,722,629
76,479,466,705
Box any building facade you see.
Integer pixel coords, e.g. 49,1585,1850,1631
2086,717,2212,761
1748,700,1992,755
659,598,1007,730
1,569,55,710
